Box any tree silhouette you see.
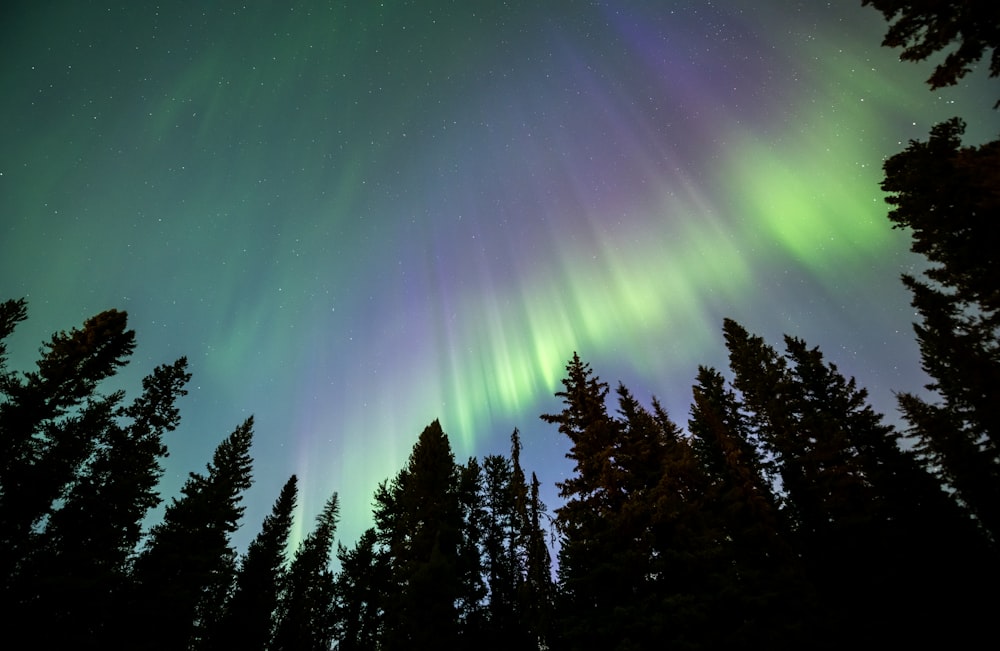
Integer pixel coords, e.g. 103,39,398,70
30,358,191,650
333,528,387,651
374,420,463,650
862,0,1000,98
206,474,298,651
0,306,135,591
128,417,254,651
272,491,340,651
881,119,1000,541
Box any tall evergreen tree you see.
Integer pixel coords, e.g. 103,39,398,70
272,491,340,651
540,353,620,650
622,388,714,650
521,471,554,650
880,119,1000,540
542,355,713,650
206,474,298,651
722,319,991,646
333,528,387,651
128,417,254,651
456,456,489,647
373,420,463,650
687,365,811,649
29,358,191,650
0,307,136,589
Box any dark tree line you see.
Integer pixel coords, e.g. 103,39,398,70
0,300,554,651
2,3,998,649
3,287,996,650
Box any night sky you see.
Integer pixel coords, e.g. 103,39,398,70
2,1,996,550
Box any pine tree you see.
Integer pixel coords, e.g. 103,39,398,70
272,491,340,651
862,0,1000,96
128,417,254,651
456,456,489,647
29,358,191,650
0,306,136,589
539,353,620,650
333,528,387,651
542,355,713,650
374,420,462,650
521,471,554,650
622,387,714,650
206,474,298,651
880,119,1000,540
722,319,991,646
687,365,811,649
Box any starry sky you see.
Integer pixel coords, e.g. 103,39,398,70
1,1,996,550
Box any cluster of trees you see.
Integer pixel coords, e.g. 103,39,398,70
543,332,996,649
0,302,339,651
2,2,998,649
0,300,554,651
2,280,997,650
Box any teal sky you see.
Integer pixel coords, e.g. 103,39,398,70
1,1,996,550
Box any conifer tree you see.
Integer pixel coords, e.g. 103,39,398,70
29,358,191,650
333,528,387,651
456,456,489,647
128,417,254,651
862,0,1000,95
272,491,340,651
687,365,811,649
721,319,990,646
522,471,554,650
374,420,462,650
880,119,1000,540
540,353,620,650
622,387,714,650
479,453,516,639
206,474,298,651
0,306,135,588
542,355,713,650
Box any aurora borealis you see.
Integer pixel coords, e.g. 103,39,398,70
1,1,996,549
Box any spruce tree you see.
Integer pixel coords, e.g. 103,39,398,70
687,365,811,649
542,355,712,650
206,474,298,651
0,306,136,588
880,119,1000,540
374,420,462,650
862,0,1000,95
272,491,340,651
522,471,554,650
333,528,387,651
456,456,489,647
722,319,991,646
540,353,620,650
128,417,254,651
30,358,191,650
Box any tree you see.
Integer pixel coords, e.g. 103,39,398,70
541,355,713,650
206,474,298,651
521,471,554,649
539,353,620,650
272,491,340,651
333,528,387,651
456,456,489,646
722,319,991,647
880,119,1000,540
128,417,255,651
687,365,811,650
862,0,1000,97
28,358,191,650
0,306,136,587
373,420,463,650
